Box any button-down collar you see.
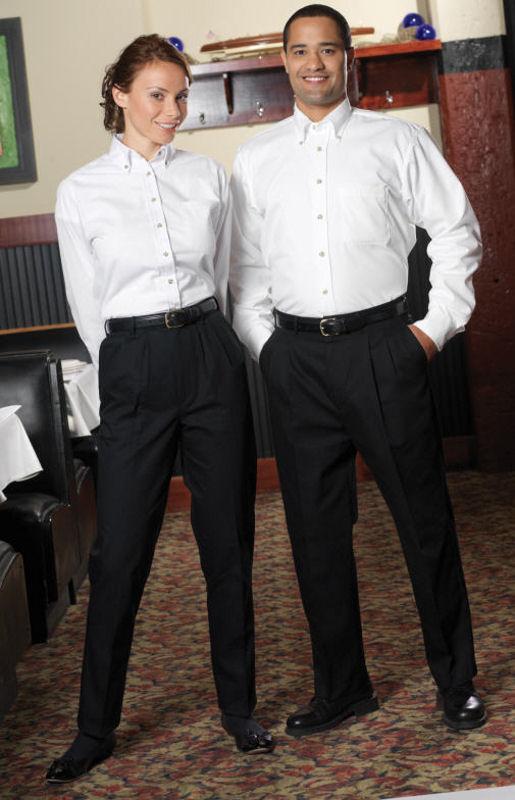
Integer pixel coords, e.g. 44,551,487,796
294,97,353,143
109,135,175,172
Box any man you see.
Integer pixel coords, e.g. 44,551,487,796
230,4,485,737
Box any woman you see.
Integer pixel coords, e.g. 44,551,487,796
47,34,273,785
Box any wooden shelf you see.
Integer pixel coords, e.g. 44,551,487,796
183,40,442,130
190,40,441,76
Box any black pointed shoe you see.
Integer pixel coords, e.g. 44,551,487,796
286,693,379,738
221,715,275,754
46,732,116,784
437,686,487,731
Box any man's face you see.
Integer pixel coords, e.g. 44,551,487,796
281,16,354,121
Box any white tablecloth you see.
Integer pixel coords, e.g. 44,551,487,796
61,361,100,437
0,406,43,503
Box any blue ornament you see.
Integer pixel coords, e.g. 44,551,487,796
168,36,184,52
402,12,425,28
415,23,436,40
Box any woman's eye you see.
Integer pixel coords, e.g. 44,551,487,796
177,93,188,102
151,92,164,100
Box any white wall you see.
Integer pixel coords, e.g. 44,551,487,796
0,0,143,217
429,0,505,42
0,0,499,217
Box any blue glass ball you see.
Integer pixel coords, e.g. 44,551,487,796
168,36,184,52
402,12,425,28
415,23,436,40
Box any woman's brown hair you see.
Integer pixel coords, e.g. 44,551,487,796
101,34,192,133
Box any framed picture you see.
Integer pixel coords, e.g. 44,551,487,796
0,17,37,184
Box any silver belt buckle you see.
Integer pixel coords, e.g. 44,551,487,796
165,311,184,329
319,317,341,336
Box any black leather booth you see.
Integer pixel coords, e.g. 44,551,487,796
0,351,96,642
0,327,99,488
0,540,31,721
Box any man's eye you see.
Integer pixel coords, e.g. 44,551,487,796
321,48,335,54
293,49,306,56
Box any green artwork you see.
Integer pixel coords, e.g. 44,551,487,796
0,34,19,169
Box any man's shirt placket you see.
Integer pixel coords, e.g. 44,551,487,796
308,124,333,313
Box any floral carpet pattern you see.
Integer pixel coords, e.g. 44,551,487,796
1,471,514,800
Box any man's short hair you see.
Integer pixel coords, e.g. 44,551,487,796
283,4,352,50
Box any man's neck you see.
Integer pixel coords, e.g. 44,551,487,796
296,96,346,123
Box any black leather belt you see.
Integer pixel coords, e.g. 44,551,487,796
106,297,218,334
274,295,408,337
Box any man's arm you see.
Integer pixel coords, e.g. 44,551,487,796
402,126,482,357
229,148,274,361
55,181,105,370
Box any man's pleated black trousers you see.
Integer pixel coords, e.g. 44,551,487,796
260,313,477,705
78,310,257,738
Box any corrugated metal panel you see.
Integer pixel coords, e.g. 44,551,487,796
407,228,473,437
0,244,71,328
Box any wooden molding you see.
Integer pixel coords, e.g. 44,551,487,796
0,213,57,248
0,323,75,336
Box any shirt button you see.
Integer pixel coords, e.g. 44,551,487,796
316,179,323,184
163,251,169,257
319,251,325,257
151,197,157,202
317,214,323,220
157,223,163,228
168,278,174,284
146,171,151,176
317,146,322,152
322,289,328,295
124,165,129,170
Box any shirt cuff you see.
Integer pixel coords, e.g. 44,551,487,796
412,305,462,352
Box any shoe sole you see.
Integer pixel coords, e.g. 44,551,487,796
442,712,487,731
46,744,115,785
285,694,380,738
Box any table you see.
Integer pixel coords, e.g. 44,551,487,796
0,406,43,503
61,361,100,437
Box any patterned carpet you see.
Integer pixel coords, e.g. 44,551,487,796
1,471,514,800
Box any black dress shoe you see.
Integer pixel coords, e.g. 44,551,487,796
221,714,275,754
437,686,487,731
46,732,116,784
286,693,379,738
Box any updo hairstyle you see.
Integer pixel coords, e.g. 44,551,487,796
100,34,192,133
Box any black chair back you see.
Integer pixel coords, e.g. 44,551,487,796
0,351,75,504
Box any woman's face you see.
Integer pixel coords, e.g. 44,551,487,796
112,60,189,159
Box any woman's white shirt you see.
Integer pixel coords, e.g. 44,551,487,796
55,136,231,369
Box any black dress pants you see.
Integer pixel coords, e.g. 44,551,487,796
78,310,256,737
260,314,477,704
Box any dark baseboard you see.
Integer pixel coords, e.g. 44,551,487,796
166,436,476,512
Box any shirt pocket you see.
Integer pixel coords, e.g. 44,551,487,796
336,182,390,244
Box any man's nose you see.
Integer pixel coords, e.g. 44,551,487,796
305,51,325,70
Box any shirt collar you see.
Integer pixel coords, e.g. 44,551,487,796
109,134,175,172
293,97,353,143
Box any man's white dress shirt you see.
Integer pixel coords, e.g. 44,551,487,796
230,98,481,361
56,136,231,369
